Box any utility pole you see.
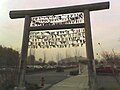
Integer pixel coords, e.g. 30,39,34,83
43,50,46,65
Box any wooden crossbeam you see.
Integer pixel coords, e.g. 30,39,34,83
10,2,109,19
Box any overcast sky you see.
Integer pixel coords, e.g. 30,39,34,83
0,0,120,61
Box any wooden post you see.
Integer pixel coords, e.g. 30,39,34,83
84,9,96,89
14,15,30,90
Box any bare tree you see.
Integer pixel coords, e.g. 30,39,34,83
101,51,120,67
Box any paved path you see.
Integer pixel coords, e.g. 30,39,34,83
48,66,89,90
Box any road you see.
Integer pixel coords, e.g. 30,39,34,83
25,68,78,86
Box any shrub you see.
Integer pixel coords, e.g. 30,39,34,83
69,70,79,75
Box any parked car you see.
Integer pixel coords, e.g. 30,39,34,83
96,66,120,75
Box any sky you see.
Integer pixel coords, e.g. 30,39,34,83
0,0,120,61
